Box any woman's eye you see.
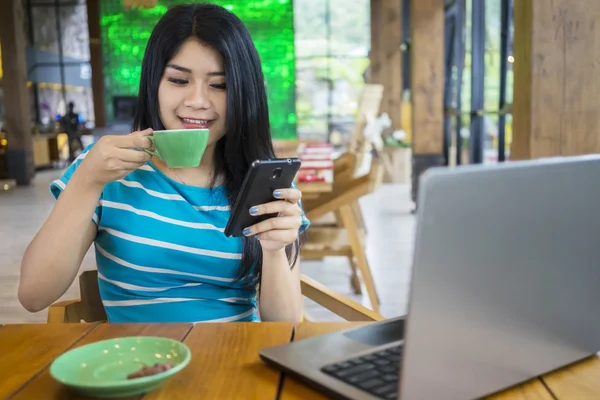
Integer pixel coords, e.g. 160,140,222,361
168,78,188,85
211,83,226,90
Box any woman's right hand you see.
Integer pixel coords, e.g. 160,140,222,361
79,128,154,187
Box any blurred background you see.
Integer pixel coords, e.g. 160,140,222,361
0,0,517,178
1,0,599,324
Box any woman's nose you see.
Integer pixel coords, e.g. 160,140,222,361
184,85,211,109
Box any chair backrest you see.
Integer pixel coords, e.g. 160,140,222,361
78,270,107,322
305,155,384,221
358,84,385,120
348,84,384,153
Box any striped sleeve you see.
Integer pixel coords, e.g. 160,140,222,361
299,200,310,234
50,143,103,226
293,182,310,234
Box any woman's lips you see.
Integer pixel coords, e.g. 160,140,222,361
179,117,214,129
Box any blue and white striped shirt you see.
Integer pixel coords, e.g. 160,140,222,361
51,144,310,323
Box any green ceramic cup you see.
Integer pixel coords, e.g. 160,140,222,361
144,129,210,168
50,336,191,399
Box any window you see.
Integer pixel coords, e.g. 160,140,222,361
294,0,370,141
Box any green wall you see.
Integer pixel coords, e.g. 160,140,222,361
100,1,297,139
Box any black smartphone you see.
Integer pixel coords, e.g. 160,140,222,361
224,158,302,237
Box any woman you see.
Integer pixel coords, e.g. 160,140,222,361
18,3,309,323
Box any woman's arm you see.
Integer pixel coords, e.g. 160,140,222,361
243,187,308,323
258,248,302,322
19,172,100,312
19,130,153,312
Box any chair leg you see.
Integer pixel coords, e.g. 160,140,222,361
348,256,363,295
334,209,344,227
339,204,380,313
351,200,367,236
342,208,364,294
47,300,84,323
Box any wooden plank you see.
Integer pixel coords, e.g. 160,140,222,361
541,355,600,399
382,0,403,130
297,182,333,195
410,0,445,154
369,0,383,84
11,323,192,400
378,13,390,119
510,0,533,160
0,324,97,398
279,322,367,400
512,1,600,160
369,0,402,129
300,276,384,322
484,380,556,400
145,322,293,400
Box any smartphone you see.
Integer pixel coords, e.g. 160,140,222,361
224,158,302,237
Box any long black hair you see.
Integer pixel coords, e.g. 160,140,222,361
132,3,301,288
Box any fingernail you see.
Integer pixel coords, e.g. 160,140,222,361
249,207,259,215
273,190,282,197
243,227,252,236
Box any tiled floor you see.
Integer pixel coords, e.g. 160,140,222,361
0,169,415,323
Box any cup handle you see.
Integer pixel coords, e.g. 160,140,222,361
143,136,160,157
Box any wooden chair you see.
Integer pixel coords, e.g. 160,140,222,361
309,119,372,237
47,270,384,324
301,155,385,313
308,152,361,229
348,84,384,154
306,152,383,237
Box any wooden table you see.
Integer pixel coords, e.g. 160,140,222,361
272,139,334,199
297,181,333,199
1,322,598,399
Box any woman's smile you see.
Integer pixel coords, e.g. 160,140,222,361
178,116,216,129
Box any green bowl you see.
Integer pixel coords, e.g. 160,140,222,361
50,336,191,399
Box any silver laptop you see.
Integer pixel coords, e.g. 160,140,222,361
260,155,600,400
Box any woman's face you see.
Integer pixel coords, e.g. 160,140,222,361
158,38,227,146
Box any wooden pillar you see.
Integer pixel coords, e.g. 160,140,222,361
370,0,383,84
0,0,34,185
383,0,403,130
87,0,106,128
410,0,445,203
512,1,600,160
369,0,403,130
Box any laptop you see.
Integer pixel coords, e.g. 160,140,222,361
260,155,600,400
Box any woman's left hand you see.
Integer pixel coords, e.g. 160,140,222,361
243,188,303,252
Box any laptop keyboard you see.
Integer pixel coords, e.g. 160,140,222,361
320,344,402,399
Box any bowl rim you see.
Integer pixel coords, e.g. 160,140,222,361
49,336,192,389
152,129,209,134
